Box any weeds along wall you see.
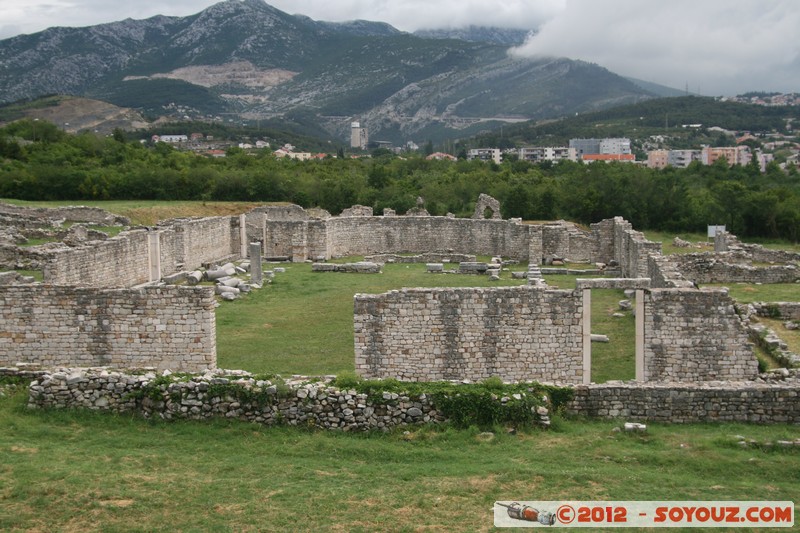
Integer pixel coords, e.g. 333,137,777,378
0,285,216,371
43,217,242,288
355,286,585,383
23,369,553,431
643,289,758,381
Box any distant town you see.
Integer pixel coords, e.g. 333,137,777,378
147,92,799,173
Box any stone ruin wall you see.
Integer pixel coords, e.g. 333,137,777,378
43,217,241,288
643,289,758,381
612,219,663,278
245,204,600,265
667,252,799,285
0,203,129,226
160,216,241,274
44,229,153,287
0,285,216,372
355,284,758,385
355,286,584,383
567,382,800,423
541,222,594,262
751,302,800,321
326,217,535,261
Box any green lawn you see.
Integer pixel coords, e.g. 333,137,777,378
216,261,529,375
216,264,638,383
1,388,798,532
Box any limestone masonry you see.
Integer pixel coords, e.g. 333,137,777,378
1,198,798,426
355,286,584,383
0,286,216,371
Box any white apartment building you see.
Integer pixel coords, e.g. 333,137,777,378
467,148,502,164
519,146,578,163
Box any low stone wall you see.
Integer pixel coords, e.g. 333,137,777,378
312,262,382,273
0,202,129,226
646,254,695,289
737,241,800,264
673,253,799,284
18,368,800,426
752,302,800,321
365,253,476,264
24,369,550,431
355,286,584,383
0,285,216,371
566,381,800,423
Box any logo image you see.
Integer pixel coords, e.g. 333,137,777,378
496,502,556,525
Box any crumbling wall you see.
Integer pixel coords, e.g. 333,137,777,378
590,217,661,277
670,253,799,284
0,285,216,371
751,302,800,321
471,193,502,219
647,255,695,289
164,217,238,272
0,202,129,226
643,288,758,381
354,286,584,383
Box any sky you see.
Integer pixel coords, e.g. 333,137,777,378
0,0,798,95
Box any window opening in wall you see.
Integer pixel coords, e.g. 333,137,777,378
589,288,636,383
483,207,495,219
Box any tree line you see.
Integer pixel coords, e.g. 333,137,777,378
1,120,798,242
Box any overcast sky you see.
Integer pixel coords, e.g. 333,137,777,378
1,0,797,95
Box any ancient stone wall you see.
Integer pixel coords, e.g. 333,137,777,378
614,220,662,278
643,289,758,381
0,286,216,371
541,221,594,262
43,218,241,288
0,203,129,226
590,218,617,265
742,244,800,265
646,255,694,288
252,205,609,264
751,302,800,321
354,286,584,383
24,369,551,431
567,382,800,423
364,253,476,264
44,229,152,287
669,253,799,284
162,217,239,273
325,217,534,260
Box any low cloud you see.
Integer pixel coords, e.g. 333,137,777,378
511,0,800,95
269,0,563,31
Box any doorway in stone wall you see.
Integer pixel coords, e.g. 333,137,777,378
588,288,636,383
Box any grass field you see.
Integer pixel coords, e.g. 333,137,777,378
215,263,637,383
1,388,798,532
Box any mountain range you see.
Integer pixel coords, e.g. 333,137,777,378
0,0,674,144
